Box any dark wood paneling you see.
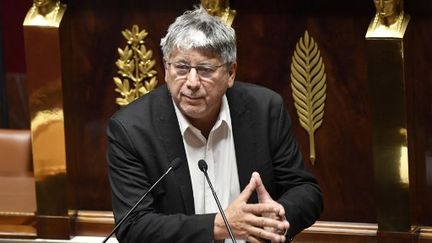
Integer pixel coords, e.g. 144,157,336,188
232,4,376,223
4,74,29,129
61,0,376,220
55,0,432,235
0,0,32,74
0,30,6,128
405,13,432,227
60,2,188,211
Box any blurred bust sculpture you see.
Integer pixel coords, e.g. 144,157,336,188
201,0,236,26
24,0,66,27
366,0,410,38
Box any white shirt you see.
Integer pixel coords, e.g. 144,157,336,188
173,95,244,243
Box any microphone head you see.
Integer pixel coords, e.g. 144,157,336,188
198,159,208,172
170,158,182,171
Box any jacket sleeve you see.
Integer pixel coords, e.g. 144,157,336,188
107,117,216,243
269,99,323,240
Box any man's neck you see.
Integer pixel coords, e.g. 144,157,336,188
189,114,218,139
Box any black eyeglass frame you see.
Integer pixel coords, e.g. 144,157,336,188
165,61,228,78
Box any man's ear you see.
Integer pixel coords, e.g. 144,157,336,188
164,62,169,83
227,62,237,88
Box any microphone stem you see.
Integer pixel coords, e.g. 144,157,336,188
203,171,237,243
102,166,174,243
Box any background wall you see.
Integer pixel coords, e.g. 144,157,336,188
0,0,32,128
59,0,378,220
1,0,432,241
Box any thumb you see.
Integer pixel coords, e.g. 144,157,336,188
252,172,272,203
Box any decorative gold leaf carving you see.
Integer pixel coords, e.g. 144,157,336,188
290,30,327,165
113,25,158,106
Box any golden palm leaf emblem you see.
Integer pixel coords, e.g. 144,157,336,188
290,30,327,165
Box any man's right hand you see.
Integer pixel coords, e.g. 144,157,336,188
213,173,289,243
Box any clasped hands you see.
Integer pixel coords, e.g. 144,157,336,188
214,172,289,243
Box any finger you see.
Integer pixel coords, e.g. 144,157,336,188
279,215,290,233
237,174,257,201
246,214,288,232
243,203,281,216
252,172,272,202
240,209,287,232
246,235,266,243
273,204,286,219
248,225,286,243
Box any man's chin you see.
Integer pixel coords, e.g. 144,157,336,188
179,106,206,119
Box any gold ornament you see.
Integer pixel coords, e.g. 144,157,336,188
201,0,236,26
290,30,327,165
113,25,158,106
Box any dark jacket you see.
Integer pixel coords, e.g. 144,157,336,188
107,81,323,243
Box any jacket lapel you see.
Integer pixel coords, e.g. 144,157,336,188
226,84,257,201
155,86,195,214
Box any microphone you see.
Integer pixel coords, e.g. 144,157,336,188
102,158,182,243
198,159,237,243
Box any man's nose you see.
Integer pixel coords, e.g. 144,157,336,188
185,68,201,89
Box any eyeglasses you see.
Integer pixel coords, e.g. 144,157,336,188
166,62,227,79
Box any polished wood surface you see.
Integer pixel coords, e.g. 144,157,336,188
0,214,36,239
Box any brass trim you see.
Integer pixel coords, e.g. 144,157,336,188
0,212,35,217
420,227,432,239
304,221,377,236
290,30,327,165
75,211,114,224
113,25,158,106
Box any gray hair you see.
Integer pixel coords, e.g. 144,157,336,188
160,7,237,64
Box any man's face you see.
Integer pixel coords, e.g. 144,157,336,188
374,0,400,18
165,48,236,125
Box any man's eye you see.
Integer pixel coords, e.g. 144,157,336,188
175,64,190,70
197,66,214,73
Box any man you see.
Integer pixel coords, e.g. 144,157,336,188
107,7,323,243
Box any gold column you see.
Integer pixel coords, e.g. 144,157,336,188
23,0,70,239
366,0,416,242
